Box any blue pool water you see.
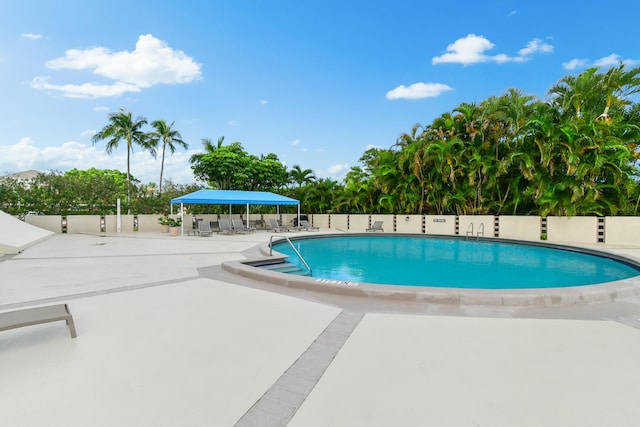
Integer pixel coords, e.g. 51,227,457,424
272,236,640,289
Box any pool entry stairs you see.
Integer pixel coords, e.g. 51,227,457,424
254,260,311,276
261,235,313,276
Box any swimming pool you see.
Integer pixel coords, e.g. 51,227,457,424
272,235,640,290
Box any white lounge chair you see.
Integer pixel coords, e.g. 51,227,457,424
299,219,319,231
195,220,213,237
366,220,384,232
232,218,255,234
218,218,235,234
0,303,77,338
268,218,292,232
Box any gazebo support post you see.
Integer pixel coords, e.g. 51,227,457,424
180,203,184,236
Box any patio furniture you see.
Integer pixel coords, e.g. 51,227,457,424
366,220,384,232
299,219,319,231
250,219,265,230
195,220,213,237
232,218,256,234
218,218,235,234
0,303,77,338
268,218,292,232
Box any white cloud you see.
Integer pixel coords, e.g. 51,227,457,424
291,139,300,146
314,162,350,181
80,129,95,137
22,33,43,40
259,99,268,105
366,144,383,150
32,34,202,98
386,82,452,100
432,34,495,65
228,120,239,126
312,162,349,181
518,38,553,56
0,138,196,184
432,34,553,65
94,106,110,112
562,58,589,70
31,76,141,98
507,10,517,17
562,54,636,70
594,53,627,68
0,137,41,170
327,163,349,174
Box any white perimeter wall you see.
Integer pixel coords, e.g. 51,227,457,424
395,215,422,234
458,215,495,237
499,216,541,241
104,215,135,233
349,215,370,232
12,213,640,247
330,214,349,231
425,215,456,235
136,215,161,232
66,215,101,234
604,217,640,246
546,216,599,244
311,214,329,229
25,215,62,233
369,215,394,232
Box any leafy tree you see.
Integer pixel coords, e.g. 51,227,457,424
247,153,289,191
190,141,288,191
190,141,249,188
0,176,27,215
190,136,224,165
19,169,134,214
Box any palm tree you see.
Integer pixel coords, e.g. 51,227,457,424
92,108,148,206
149,120,188,195
597,63,640,121
303,178,341,213
190,136,224,164
289,165,316,188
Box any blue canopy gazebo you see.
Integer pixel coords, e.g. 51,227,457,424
170,189,300,234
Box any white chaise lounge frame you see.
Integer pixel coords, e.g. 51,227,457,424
0,303,77,338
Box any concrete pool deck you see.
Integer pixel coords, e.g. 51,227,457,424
1,232,640,426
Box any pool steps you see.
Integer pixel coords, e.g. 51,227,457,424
255,261,311,276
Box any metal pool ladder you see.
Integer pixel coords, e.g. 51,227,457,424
269,235,312,274
465,222,484,240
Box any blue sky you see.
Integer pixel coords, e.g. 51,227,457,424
1,1,638,185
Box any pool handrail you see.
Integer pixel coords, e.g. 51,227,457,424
466,222,484,240
269,235,312,274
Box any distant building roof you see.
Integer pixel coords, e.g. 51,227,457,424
0,170,41,181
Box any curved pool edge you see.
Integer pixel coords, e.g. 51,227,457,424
223,234,640,307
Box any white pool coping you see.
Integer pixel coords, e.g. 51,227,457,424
223,234,640,307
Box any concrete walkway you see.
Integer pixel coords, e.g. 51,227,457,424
1,233,640,426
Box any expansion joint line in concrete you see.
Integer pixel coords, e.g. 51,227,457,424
0,253,18,264
234,309,365,427
0,276,202,311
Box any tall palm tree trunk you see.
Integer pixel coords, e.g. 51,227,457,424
126,147,131,212
159,143,166,195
